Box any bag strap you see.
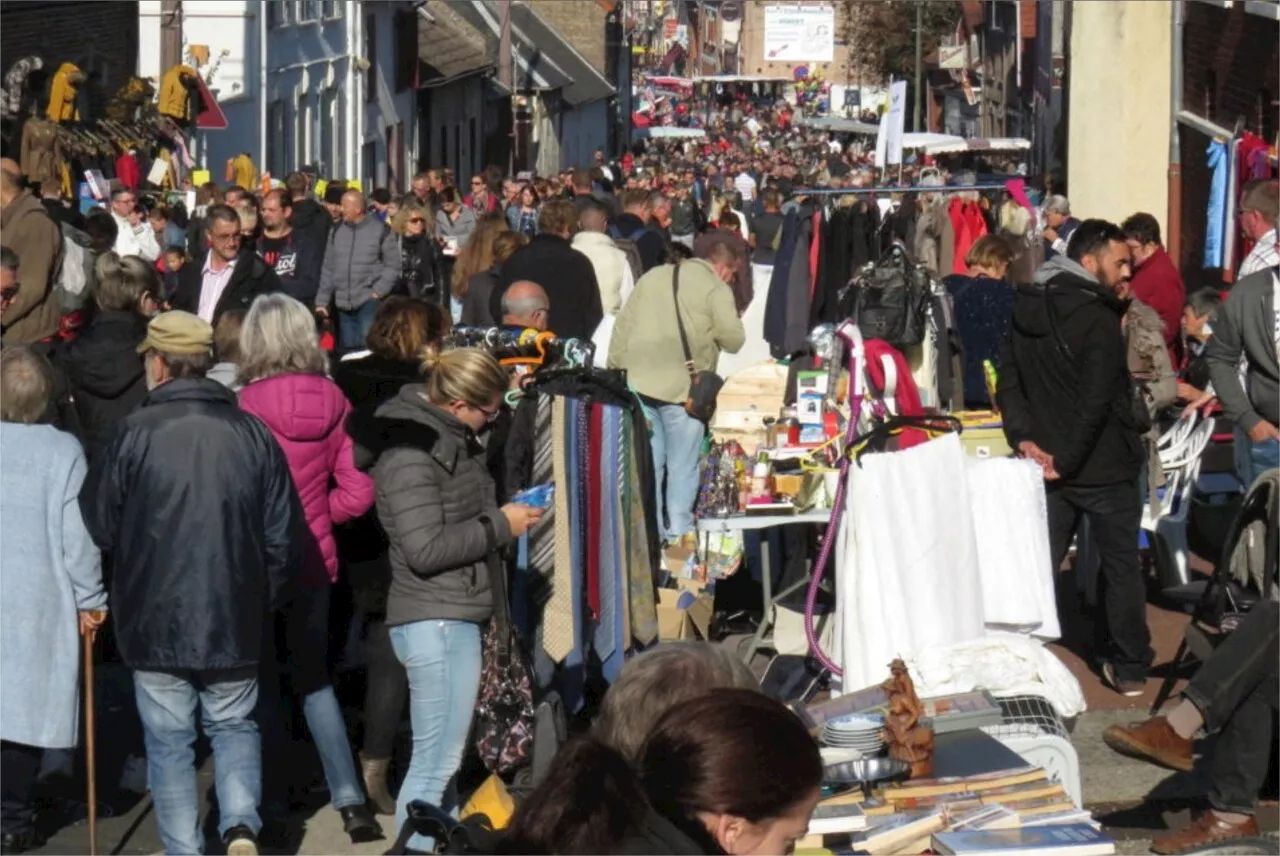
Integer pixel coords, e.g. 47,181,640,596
479,514,512,661
670,263,697,379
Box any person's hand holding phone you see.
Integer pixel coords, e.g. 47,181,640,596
501,503,545,537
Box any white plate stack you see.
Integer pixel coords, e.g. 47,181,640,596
820,714,885,756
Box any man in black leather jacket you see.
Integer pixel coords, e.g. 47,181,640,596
79,310,305,856
997,219,1151,698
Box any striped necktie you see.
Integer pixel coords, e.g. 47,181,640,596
527,393,556,580
542,397,576,662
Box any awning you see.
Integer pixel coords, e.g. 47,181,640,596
902,132,966,150
798,115,880,135
451,0,615,106
632,126,707,140
417,0,493,87
923,136,1032,155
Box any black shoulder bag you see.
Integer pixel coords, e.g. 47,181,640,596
672,263,725,424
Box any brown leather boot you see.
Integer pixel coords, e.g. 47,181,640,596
1151,812,1259,854
359,752,396,815
1102,716,1194,772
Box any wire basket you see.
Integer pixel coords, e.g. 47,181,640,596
979,695,1070,742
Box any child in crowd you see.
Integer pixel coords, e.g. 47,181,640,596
160,245,186,303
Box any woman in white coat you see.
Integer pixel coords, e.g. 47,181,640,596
0,347,106,854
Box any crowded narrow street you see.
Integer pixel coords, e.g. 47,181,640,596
0,1,1277,855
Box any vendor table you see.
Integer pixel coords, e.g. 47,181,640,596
697,509,834,663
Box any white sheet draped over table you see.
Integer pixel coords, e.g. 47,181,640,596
717,263,776,379
836,433,1067,699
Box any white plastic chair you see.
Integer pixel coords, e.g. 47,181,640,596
1156,411,1199,464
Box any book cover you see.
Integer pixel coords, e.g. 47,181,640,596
889,782,1065,812
932,823,1115,856
808,799,868,835
883,766,1046,799
947,805,1022,831
849,810,947,853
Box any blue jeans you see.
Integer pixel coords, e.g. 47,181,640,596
338,298,380,355
259,586,364,812
133,668,261,855
644,402,706,541
1234,427,1279,489
389,619,482,853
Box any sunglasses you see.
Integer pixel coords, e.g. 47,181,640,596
0,287,18,302
409,217,425,224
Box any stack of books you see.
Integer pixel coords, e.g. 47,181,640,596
799,766,1115,856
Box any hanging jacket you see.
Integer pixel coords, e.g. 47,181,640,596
159,64,199,122
115,152,141,192
239,373,374,587
45,63,83,122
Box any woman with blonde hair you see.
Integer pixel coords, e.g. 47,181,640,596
451,213,512,312
944,234,1017,409
60,251,163,460
460,230,528,327
389,199,438,300
1,347,106,854
350,347,544,852
236,292,382,842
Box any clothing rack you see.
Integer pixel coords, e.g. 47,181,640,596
791,183,1017,195
446,325,596,369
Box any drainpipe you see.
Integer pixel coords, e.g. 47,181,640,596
1167,0,1183,268
259,0,268,179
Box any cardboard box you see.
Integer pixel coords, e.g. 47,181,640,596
960,425,1012,459
656,586,714,641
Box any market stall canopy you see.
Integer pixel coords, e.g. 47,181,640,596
632,126,708,140
799,115,880,135
646,75,693,89
693,74,794,84
923,136,1032,155
416,0,493,87
901,132,966,150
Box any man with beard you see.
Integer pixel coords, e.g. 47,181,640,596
258,189,322,305
997,219,1150,698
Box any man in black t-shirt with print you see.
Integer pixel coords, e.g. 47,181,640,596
258,189,322,305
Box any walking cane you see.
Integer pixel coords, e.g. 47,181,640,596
82,611,104,856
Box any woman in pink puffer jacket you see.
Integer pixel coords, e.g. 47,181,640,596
236,293,381,842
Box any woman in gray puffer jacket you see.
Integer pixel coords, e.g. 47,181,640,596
351,347,542,853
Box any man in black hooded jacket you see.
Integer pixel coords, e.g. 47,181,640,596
997,218,1151,697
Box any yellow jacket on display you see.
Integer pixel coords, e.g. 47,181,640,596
159,64,198,122
45,62,84,122
229,153,258,190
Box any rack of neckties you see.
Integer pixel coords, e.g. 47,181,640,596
499,354,663,714
446,325,596,372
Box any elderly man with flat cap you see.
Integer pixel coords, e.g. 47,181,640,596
79,310,306,856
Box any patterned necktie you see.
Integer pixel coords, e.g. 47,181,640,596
527,394,556,580
624,414,660,645
543,397,576,662
594,405,620,660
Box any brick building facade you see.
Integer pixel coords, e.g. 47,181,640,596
1175,0,1278,282
0,0,140,123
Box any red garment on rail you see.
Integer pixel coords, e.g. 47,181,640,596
949,199,988,275
116,152,141,192
863,338,929,449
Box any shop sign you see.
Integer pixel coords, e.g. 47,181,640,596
763,4,835,63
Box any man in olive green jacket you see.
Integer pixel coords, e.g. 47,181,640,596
0,160,62,345
608,235,745,542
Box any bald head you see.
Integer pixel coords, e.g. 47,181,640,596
579,202,608,234
341,189,367,223
501,280,550,331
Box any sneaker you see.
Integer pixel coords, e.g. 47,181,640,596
222,825,258,856
1101,662,1145,698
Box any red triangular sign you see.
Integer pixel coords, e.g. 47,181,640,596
195,76,228,130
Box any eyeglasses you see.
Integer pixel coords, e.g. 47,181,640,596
408,217,426,225
211,231,242,244
471,402,501,422
471,180,484,186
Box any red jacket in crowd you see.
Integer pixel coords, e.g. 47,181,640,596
1129,246,1185,355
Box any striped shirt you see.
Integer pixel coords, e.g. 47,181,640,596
1239,228,1279,278
733,172,757,203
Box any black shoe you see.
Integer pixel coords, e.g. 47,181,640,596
340,803,384,844
0,829,46,855
222,824,259,856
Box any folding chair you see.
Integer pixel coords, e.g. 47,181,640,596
1149,470,1279,714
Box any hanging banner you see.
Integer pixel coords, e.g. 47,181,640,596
763,4,835,64
885,80,908,166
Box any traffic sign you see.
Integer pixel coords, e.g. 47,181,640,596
195,76,228,130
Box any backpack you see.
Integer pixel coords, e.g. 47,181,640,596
22,208,95,312
607,221,647,281
841,244,933,350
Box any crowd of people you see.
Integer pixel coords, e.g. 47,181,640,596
0,78,1277,856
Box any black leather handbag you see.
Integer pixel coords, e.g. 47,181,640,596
672,263,724,424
